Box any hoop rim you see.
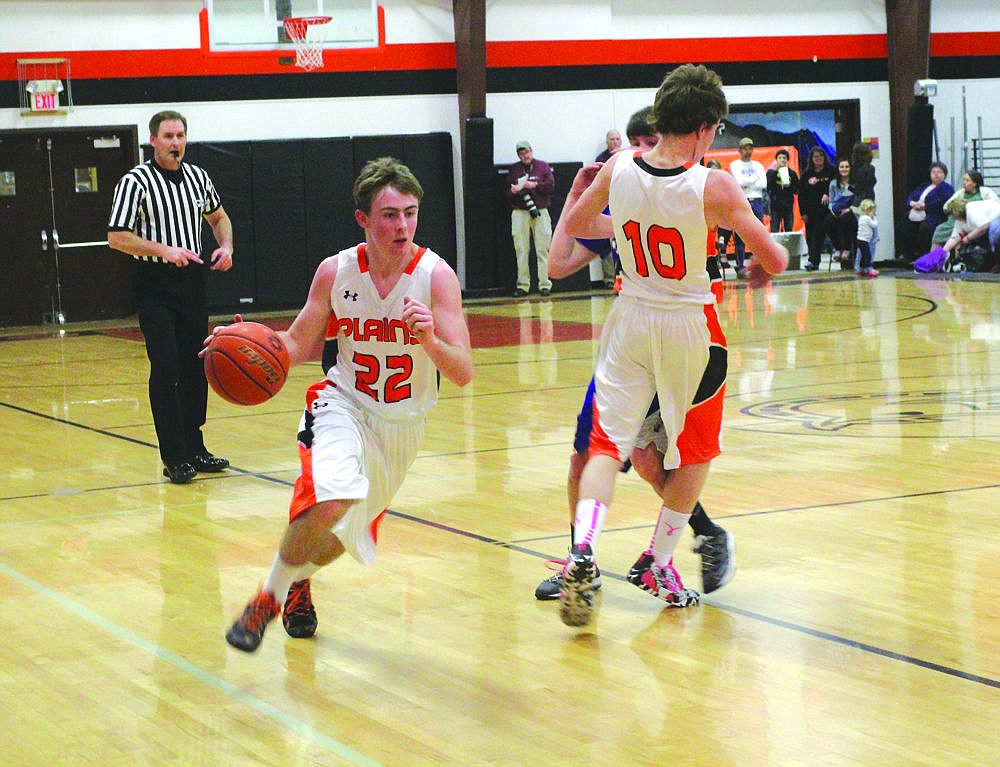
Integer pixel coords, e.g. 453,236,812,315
282,15,333,39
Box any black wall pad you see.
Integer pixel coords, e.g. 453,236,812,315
906,103,935,194
463,117,501,293
403,133,457,271
251,140,310,308
303,137,356,271
181,141,258,312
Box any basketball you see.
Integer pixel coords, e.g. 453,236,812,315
204,322,290,406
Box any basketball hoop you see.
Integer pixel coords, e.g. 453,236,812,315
283,16,332,72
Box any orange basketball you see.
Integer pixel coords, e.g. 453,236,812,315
204,321,290,406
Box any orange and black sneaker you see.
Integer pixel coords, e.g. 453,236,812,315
282,579,318,639
225,588,280,652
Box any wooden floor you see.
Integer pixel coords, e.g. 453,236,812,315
1,270,998,766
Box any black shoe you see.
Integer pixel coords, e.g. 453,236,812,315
283,579,318,638
559,543,598,627
162,461,196,484
535,566,603,601
191,453,230,473
513,288,528,298
803,262,818,272
539,288,551,297
226,589,281,652
692,527,736,593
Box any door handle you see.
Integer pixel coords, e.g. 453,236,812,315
41,230,48,251
52,229,60,250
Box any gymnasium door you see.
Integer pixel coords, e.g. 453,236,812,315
0,126,138,327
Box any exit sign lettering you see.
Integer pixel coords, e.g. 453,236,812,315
33,92,59,111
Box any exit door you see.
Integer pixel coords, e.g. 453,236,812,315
0,126,139,327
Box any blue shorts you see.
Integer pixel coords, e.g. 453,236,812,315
575,237,612,259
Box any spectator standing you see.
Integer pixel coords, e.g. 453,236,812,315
850,141,877,206
506,140,555,297
706,158,732,265
799,147,836,270
107,110,234,484
766,148,799,232
729,136,767,278
594,129,623,285
827,159,858,266
595,129,622,163
853,199,879,277
896,161,954,262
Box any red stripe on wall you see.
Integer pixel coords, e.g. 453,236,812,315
486,34,888,67
930,31,1000,57
0,44,455,81
0,5,454,81
2,29,995,83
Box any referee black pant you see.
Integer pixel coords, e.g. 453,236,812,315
132,261,210,466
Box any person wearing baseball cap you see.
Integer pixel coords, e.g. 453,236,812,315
506,140,555,296
729,137,767,278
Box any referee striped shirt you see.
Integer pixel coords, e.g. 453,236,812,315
108,160,222,262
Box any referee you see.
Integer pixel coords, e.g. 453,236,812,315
108,110,234,484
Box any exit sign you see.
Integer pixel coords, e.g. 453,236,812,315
33,92,59,111
25,78,65,112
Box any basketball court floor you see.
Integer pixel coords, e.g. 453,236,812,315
1,270,997,765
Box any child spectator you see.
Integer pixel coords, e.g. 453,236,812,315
854,198,879,277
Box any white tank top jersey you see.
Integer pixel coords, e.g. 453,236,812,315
610,153,715,308
324,243,440,422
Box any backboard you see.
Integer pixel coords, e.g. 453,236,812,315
205,0,378,51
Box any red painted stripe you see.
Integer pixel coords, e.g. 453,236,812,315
2,31,992,83
931,31,1000,57
0,43,455,80
486,34,888,67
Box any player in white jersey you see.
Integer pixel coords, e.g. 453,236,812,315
222,157,474,652
538,113,734,603
558,64,788,627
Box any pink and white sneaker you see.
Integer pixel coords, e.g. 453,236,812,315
627,550,700,607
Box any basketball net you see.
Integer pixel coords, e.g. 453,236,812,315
283,16,332,72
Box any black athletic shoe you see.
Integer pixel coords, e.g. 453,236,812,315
283,579,318,638
226,588,280,652
558,544,597,627
191,453,230,473
162,462,196,484
535,562,603,601
692,528,736,593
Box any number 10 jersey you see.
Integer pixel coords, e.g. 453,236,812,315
610,153,715,309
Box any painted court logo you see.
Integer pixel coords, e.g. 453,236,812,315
740,387,1000,436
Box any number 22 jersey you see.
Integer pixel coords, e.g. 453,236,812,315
324,243,440,422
